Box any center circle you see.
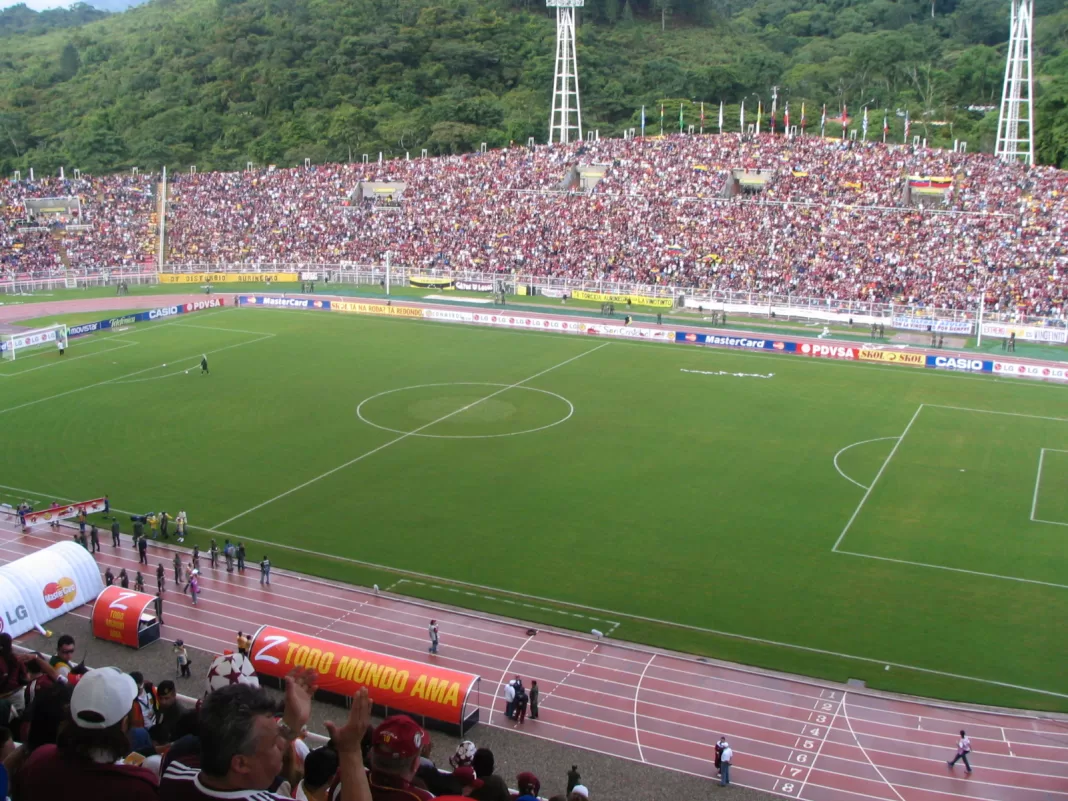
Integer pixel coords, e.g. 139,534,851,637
356,382,575,439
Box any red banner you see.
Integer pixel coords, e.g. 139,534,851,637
24,498,106,527
92,586,156,648
249,626,479,725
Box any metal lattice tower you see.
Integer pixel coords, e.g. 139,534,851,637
547,0,583,145
995,0,1034,166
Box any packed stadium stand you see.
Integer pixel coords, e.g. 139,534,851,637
2,134,1066,314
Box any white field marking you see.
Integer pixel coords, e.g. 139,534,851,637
836,550,1068,591
832,404,924,552
112,363,209,384
491,634,535,726
925,404,1068,423
634,653,656,763
391,579,621,632
0,340,141,377
1031,449,1047,521
833,437,899,490
1002,727,1016,757
211,342,611,529
840,692,907,801
0,331,274,416
171,321,278,337
796,695,844,800
356,382,575,439
5,491,1068,704
1032,448,1068,527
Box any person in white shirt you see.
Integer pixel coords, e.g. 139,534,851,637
719,743,733,786
503,682,516,721
428,620,439,655
947,730,972,773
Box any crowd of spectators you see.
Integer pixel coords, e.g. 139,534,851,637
3,134,1066,315
0,174,156,283
0,628,592,801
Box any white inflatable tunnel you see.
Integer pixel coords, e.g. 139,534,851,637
0,541,104,638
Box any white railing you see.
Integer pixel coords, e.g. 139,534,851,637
0,271,159,294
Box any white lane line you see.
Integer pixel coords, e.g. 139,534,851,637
211,342,611,529
833,404,923,552
797,695,844,799
840,692,907,801
491,634,535,726
634,653,656,763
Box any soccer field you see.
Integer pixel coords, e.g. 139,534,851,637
2,304,1067,711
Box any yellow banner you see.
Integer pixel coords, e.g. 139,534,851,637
571,289,673,309
159,272,298,284
858,349,924,367
331,301,425,319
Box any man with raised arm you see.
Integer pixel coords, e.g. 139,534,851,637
160,668,372,801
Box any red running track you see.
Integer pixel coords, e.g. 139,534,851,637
1,515,1066,801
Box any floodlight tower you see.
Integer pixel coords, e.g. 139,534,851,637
995,0,1034,165
547,0,583,145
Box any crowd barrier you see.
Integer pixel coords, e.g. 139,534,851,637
235,295,1068,384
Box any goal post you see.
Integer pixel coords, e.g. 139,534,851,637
0,324,68,361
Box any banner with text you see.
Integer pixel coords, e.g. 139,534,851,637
67,298,226,339
992,360,1068,382
249,626,479,725
797,342,858,359
331,300,425,319
892,316,973,335
675,331,798,352
925,355,993,373
159,273,298,284
570,289,674,309
980,322,1068,344
92,586,156,648
857,349,925,367
409,276,455,289
22,498,107,527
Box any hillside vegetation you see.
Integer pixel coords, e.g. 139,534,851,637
0,0,1066,174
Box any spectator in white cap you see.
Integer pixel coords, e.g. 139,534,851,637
14,666,159,798
569,784,590,800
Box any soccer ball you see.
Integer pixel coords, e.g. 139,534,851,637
185,370,189,374
205,652,259,694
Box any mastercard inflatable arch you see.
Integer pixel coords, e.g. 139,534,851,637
0,541,104,638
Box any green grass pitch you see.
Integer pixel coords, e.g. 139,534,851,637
2,304,1066,711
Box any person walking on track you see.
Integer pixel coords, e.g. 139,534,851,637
948,730,972,773
719,740,733,786
428,620,439,654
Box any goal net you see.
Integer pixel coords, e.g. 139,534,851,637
0,324,68,361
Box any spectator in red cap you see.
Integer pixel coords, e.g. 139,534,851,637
368,715,433,801
516,771,541,801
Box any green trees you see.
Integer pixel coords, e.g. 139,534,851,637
0,0,1064,175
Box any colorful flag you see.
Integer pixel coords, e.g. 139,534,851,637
784,102,790,134
756,101,762,135
904,110,911,143
841,104,850,132
820,104,826,137
800,102,807,133
718,101,724,135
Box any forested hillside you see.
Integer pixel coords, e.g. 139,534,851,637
0,0,1066,175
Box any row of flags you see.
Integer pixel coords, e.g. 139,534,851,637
639,101,914,143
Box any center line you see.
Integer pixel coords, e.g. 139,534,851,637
211,342,611,529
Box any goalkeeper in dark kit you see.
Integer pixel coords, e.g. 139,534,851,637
200,354,209,374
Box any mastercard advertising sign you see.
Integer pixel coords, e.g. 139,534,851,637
249,626,480,726
43,578,78,609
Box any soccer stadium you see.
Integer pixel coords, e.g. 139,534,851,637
1,3,1067,799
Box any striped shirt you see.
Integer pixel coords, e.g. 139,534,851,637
161,758,293,800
